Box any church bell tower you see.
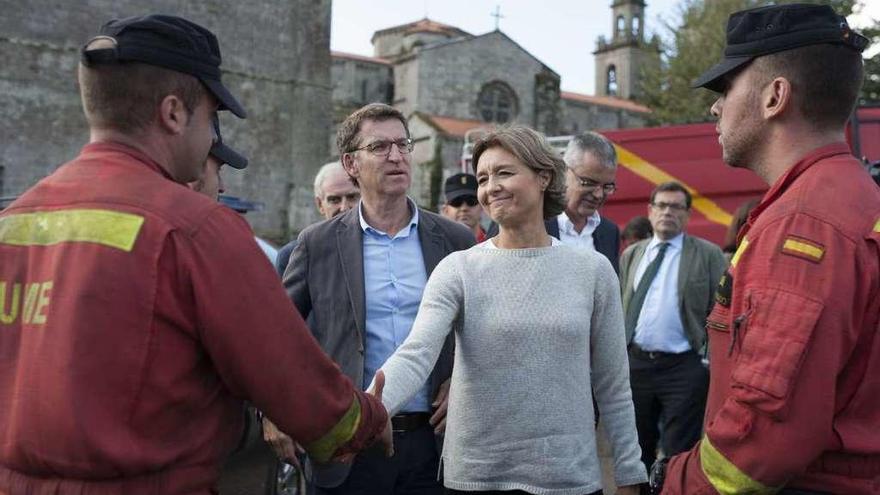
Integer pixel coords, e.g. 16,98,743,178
593,0,656,100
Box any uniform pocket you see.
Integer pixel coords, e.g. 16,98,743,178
730,289,823,416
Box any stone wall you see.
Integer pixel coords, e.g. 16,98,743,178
0,0,332,242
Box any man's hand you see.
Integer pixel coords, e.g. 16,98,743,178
614,485,640,495
429,378,450,434
368,370,394,457
261,417,303,469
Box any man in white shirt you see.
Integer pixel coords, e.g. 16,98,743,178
618,181,726,474
557,132,621,271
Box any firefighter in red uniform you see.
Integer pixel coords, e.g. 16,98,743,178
0,15,390,495
647,4,880,495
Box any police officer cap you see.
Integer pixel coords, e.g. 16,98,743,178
444,173,478,202
693,3,869,93
81,14,246,118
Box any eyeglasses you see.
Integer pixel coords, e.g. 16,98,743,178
569,171,616,195
448,196,478,208
350,138,414,156
651,201,689,212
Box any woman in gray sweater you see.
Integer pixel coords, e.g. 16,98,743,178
372,125,646,495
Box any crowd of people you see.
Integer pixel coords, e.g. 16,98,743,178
1,3,879,495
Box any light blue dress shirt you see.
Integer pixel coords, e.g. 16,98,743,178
632,233,691,353
360,199,431,413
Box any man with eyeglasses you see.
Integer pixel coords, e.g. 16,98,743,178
282,103,474,494
619,181,726,478
441,173,486,242
558,131,622,271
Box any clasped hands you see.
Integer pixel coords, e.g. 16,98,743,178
262,371,451,464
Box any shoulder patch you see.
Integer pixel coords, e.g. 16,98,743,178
781,236,825,263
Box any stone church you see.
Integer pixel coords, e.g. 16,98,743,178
1,0,656,240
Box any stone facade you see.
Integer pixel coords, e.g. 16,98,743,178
1,0,333,242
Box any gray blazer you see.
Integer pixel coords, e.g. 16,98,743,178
619,234,727,353
282,206,475,487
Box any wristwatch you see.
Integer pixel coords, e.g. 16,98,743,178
649,457,669,495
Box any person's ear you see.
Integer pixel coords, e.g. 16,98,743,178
341,153,359,180
157,94,189,135
763,77,792,120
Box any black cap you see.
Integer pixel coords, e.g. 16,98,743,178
444,173,478,202
81,14,246,118
693,3,869,93
209,114,248,169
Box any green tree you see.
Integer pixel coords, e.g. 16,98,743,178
637,0,861,125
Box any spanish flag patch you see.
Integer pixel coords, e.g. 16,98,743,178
781,236,825,263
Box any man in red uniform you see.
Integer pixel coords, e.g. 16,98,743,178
650,4,880,495
0,14,389,495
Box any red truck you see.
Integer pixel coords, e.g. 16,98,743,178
596,105,880,245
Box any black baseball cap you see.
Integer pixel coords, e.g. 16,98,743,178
209,114,247,169
444,173,478,202
693,3,869,93
81,14,246,118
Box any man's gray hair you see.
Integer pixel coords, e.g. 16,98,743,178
313,161,345,197
563,131,617,170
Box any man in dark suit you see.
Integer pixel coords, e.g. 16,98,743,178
619,181,726,474
274,161,359,276
486,131,620,271
555,131,621,271
280,103,474,494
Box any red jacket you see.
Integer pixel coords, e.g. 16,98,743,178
663,143,880,494
0,143,387,495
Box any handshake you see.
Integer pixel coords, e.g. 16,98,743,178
262,370,396,466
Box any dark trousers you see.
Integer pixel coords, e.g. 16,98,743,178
629,348,709,473
313,424,443,495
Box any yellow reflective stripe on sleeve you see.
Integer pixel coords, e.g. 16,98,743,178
304,394,362,463
700,436,779,495
614,144,734,226
0,209,144,252
873,217,880,233
730,238,749,268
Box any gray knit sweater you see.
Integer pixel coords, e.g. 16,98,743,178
377,241,647,494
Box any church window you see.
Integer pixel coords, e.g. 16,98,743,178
632,16,641,36
607,65,618,96
477,81,518,123
616,15,626,37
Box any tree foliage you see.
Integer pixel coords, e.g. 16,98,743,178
636,0,867,125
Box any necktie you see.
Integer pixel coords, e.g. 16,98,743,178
625,242,669,340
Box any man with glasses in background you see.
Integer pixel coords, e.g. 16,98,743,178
557,131,621,271
441,173,486,242
619,181,726,477
282,103,474,494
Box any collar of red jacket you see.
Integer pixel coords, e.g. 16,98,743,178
79,141,177,182
739,142,851,244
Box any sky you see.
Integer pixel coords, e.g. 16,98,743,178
330,0,880,95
